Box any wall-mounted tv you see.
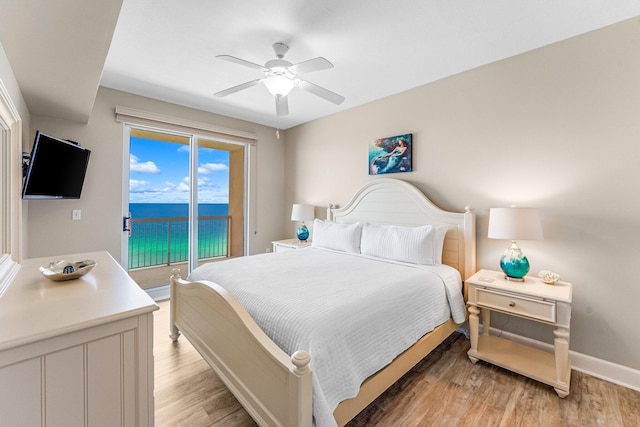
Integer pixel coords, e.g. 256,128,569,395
22,131,91,199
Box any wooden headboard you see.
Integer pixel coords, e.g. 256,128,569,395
327,179,476,281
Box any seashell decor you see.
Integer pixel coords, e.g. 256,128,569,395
40,259,96,281
538,269,560,285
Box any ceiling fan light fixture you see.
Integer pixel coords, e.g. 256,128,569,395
215,42,344,116
264,74,295,97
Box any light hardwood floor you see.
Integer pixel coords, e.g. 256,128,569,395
154,300,639,426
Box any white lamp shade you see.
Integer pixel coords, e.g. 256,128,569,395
264,75,295,97
488,207,543,241
291,204,315,221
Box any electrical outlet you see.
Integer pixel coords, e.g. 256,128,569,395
72,210,81,220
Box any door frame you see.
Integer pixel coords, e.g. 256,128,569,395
121,123,251,275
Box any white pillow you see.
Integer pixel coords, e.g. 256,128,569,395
433,225,449,264
360,223,449,265
311,220,362,253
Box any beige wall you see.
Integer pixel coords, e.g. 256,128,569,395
26,87,285,261
285,18,640,370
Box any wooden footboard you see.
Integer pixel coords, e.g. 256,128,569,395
169,269,313,427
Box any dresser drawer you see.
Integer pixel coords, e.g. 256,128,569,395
476,288,556,323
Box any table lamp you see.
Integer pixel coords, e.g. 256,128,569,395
291,204,314,242
488,207,543,281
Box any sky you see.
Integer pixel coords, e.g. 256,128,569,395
129,137,229,204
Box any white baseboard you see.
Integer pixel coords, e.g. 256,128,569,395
481,326,640,392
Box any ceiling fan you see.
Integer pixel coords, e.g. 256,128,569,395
214,42,345,116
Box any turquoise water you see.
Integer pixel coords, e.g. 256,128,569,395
129,203,228,218
128,203,229,268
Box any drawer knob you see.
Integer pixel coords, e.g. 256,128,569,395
508,301,516,307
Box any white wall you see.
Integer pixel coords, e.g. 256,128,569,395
285,18,640,370
26,87,285,261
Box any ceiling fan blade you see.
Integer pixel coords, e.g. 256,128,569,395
289,57,333,74
214,79,263,97
298,80,345,105
216,55,266,71
275,95,289,116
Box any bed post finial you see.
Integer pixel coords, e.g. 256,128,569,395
290,351,313,426
462,205,476,280
291,350,311,376
170,268,182,280
327,204,335,221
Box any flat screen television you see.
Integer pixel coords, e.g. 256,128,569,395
22,131,91,199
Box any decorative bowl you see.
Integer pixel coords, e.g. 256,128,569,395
39,259,96,281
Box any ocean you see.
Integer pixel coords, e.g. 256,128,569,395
128,203,229,269
129,203,228,218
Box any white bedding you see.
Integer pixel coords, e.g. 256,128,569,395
188,247,466,427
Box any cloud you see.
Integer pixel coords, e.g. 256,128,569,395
198,163,229,174
162,175,223,193
129,179,150,192
160,181,179,192
162,177,190,193
130,154,160,173
176,182,190,192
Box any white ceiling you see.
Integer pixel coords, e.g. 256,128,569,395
2,1,640,129
0,0,123,123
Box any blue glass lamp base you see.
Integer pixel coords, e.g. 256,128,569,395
296,224,309,241
499,241,530,281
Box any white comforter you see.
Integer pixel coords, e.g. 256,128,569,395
188,247,466,427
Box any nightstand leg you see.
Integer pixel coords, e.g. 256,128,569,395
481,307,491,336
468,304,480,363
554,327,570,397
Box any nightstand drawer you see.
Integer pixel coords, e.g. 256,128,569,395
272,239,312,253
476,288,556,323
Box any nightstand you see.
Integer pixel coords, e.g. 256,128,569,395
272,238,312,253
466,269,573,397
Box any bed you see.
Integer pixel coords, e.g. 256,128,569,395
169,178,476,426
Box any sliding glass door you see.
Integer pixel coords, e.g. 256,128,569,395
123,125,245,290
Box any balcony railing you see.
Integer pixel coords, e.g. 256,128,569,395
128,215,231,269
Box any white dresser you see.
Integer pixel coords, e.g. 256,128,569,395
0,251,158,426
